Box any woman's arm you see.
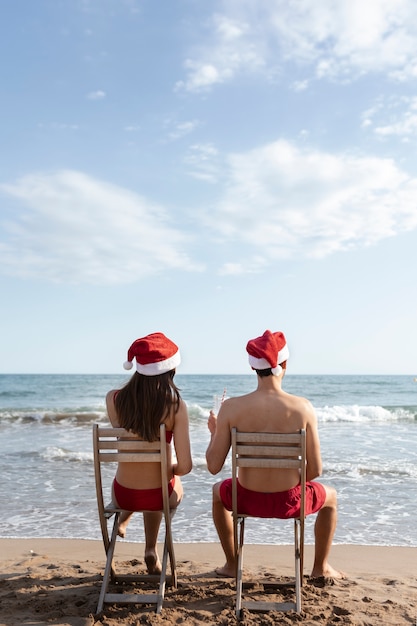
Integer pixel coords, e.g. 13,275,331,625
106,390,121,427
171,399,192,476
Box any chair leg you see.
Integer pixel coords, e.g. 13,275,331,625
96,511,178,615
167,538,177,589
294,519,301,613
97,512,120,614
156,511,178,613
156,536,169,614
300,518,304,589
235,516,245,618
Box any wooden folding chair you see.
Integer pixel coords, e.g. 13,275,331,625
93,423,177,615
232,428,306,617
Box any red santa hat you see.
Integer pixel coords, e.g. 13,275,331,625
123,332,181,376
246,330,289,376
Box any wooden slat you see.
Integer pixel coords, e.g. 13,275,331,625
236,432,301,444
237,444,301,457
104,593,158,605
242,600,296,612
98,452,161,463
114,574,175,584
97,427,134,437
236,458,301,469
98,440,160,450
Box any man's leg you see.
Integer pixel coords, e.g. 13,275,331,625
311,485,344,579
212,482,236,577
143,511,163,574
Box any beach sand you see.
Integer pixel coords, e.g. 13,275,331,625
1,539,416,625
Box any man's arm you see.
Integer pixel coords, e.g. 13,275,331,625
304,400,323,481
206,405,232,475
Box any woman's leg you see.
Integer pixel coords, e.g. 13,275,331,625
143,477,183,575
111,481,133,538
143,511,163,574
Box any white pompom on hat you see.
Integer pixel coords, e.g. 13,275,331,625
246,329,289,376
123,332,181,376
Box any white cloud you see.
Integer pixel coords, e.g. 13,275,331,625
219,257,268,275
0,171,199,284
375,114,417,137
176,11,265,92
209,139,417,264
362,96,417,139
2,148,416,285
178,0,417,90
291,79,309,92
184,143,221,183
87,90,106,100
165,119,200,141
275,0,417,80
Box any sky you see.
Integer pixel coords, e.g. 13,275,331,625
1,0,417,375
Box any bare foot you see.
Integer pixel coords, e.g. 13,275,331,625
117,523,128,538
145,552,162,575
116,510,133,539
310,564,346,580
215,564,235,578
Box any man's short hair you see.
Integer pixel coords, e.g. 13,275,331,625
255,368,273,377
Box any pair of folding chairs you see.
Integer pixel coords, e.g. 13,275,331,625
93,424,306,618
92,423,177,615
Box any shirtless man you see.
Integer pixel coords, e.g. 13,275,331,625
206,329,344,579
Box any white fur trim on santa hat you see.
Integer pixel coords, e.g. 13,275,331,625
248,344,289,370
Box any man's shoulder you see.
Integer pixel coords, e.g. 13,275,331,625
224,391,256,407
283,390,314,411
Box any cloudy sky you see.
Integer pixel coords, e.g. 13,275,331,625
1,0,416,375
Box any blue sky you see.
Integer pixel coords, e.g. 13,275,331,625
1,0,417,375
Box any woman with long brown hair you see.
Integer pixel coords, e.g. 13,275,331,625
106,332,192,574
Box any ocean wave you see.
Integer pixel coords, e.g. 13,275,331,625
0,403,415,427
318,404,416,422
0,410,108,425
40,446,93,463
326,461,417,480
187,402,209,420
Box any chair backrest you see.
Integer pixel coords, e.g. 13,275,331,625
231,428,306,520
93,423,170,529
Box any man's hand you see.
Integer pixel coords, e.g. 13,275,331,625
208,409,217,436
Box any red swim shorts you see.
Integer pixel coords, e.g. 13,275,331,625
219,479,326,519
113,477,175,512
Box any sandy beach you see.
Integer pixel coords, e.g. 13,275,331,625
1,539,416,625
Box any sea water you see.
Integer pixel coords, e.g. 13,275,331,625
0,374,416,546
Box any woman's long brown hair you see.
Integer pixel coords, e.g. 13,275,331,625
114,370,181,441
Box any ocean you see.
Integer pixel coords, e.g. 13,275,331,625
1,374,416,546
